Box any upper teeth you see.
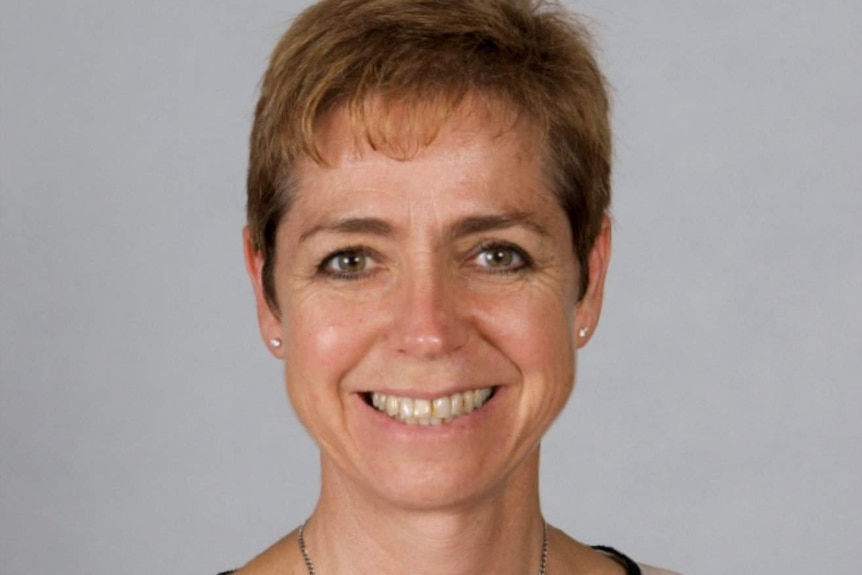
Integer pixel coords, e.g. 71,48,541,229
370,388,493,426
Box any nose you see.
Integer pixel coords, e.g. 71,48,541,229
390,262,469,359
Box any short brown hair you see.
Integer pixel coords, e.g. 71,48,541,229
248,0,611,310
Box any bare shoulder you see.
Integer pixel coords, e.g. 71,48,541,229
232,529,304,575
547,526,629,575
549,526,686,575
640,565,687,575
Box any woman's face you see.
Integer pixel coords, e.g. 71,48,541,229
246,101,609,510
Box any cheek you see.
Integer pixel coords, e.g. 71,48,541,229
282,294,379,396
520,315,574,379
478,287,576,386
493,272,575,334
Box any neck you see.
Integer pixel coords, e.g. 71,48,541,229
304,449,545,575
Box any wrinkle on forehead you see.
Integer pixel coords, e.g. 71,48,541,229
286,93,560,252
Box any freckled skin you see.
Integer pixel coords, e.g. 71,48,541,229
246,101,610,518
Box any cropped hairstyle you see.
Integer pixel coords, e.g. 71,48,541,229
248,0,611,310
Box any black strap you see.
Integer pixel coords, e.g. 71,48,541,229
592,545,642,575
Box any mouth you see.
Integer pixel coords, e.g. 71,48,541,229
361,387,496,427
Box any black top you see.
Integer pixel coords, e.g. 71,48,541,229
218,545,641,574
593,545,643,574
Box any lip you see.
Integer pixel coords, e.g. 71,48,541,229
357,385,499,401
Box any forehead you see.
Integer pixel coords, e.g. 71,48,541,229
313,93,540,165
282,95,568,240
294,102,547,214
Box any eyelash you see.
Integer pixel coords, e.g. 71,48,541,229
315,241,533,280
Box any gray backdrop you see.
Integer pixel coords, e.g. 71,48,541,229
1,1,860,574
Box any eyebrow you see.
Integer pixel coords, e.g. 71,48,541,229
447,211,552,241
299,217,395,243
298,210,550,244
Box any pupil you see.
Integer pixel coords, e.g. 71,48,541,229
486,249,511,266
340,254,364,271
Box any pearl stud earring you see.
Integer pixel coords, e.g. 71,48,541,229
269,338,283,349
578,327,590,338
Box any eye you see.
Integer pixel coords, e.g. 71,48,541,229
473,242,531,273
318,248,377,279
332,252,367,273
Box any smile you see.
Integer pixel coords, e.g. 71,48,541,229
368,388,494,426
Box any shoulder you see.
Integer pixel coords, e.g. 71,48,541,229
640,564,687,575
591,543,686,575
220,528,304,575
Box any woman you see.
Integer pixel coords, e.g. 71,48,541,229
228,0,682,573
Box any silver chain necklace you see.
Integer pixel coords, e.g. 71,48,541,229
298,519,548,575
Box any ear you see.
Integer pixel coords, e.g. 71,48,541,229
574,215,611,349
243,227,284,358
